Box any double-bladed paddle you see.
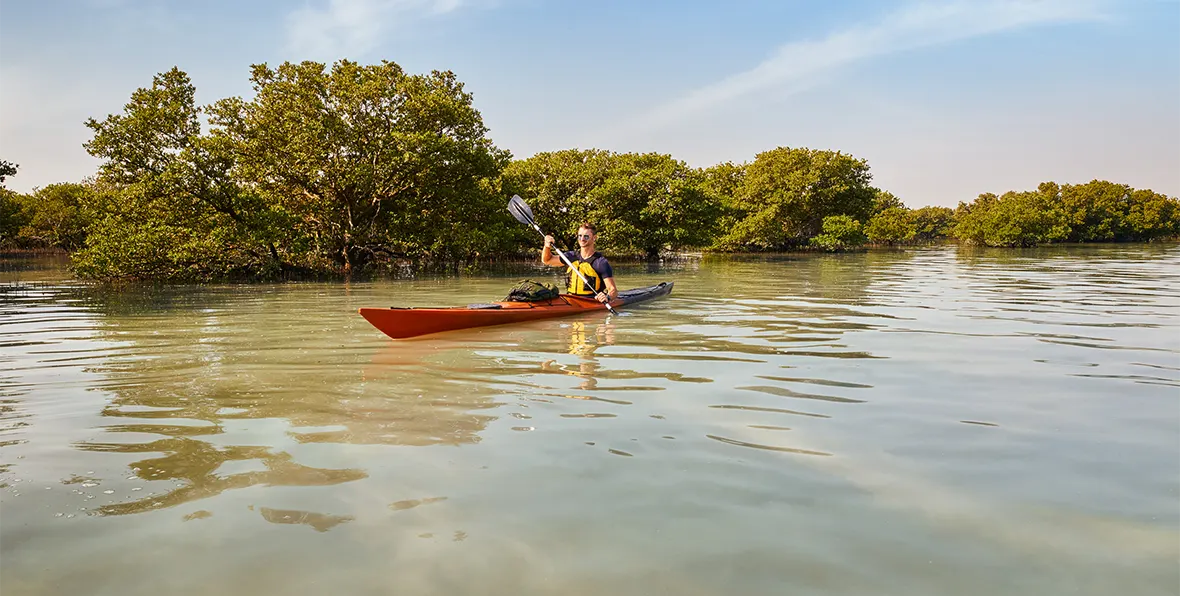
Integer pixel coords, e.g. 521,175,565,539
508,194,617,315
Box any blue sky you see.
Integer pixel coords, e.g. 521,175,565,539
2,0,1177,207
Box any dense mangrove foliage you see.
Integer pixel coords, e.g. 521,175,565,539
1,60,1177,281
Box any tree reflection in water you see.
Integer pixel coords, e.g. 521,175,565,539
63,285,511,517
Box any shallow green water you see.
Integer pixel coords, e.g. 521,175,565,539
1,245,1178,595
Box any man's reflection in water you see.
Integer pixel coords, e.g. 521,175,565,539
542,321,615,391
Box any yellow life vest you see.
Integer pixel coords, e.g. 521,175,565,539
566,253,605,296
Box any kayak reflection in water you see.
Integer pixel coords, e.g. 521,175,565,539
542,321,616,391
541,222,619,304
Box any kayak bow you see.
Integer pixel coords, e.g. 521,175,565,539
359,282,673,340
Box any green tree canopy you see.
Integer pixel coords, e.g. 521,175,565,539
17,58,1179,275
0,160,26,244
210,59,511,271
501,149,722,258
18,182,96,250
953,190,1071,247
910,206,955,241
864,207,915,245
810,215,868,252
717,147,876,250
1124,188,1180,240
952,180,1178,247
698,161,747,212
0,194,24,244
78,67,286,280
871,189,904,214
0,160,17,184
863,199,955,246
73,60,512,280
1055,180,1179,242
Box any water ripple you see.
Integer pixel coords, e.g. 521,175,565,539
2,246,1178,593
705,434,832,457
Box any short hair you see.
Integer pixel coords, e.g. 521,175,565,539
577,222,597,234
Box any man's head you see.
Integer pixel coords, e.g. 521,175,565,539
576,222,597,249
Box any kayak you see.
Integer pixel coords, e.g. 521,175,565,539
359,282,673,339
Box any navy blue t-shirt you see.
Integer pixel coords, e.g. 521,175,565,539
562,250,613,281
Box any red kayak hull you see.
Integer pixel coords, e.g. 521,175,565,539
359,282,673,339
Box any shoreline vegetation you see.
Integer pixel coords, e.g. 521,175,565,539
1,60,1177,283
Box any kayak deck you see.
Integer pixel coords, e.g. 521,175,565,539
359,281,673,339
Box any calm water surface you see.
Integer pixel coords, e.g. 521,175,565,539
1,245,1178,595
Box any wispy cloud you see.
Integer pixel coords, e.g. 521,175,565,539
619,0,1109,136
286,0,464,60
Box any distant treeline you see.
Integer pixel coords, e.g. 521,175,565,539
1,60,1177,281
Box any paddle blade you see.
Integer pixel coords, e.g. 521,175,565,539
507,194,536,226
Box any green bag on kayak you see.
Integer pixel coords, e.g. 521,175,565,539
504,279,561,302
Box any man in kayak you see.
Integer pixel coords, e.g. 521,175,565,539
542,223,619,303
